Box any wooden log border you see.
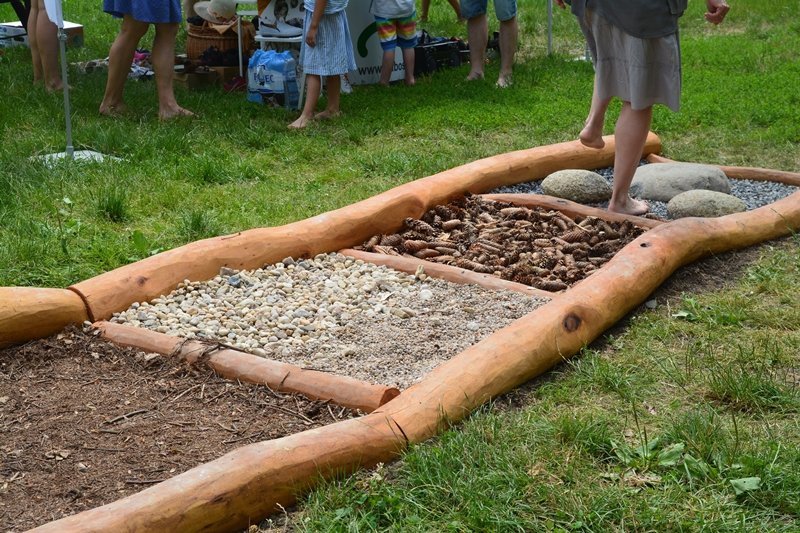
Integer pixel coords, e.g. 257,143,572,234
6,132,800,532
95,321,399,413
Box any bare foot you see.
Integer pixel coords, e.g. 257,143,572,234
420,15,428,22
314,109,342,120
159,106,195,121
466,71,484,81
496,74,512,88
579,125,605,149
288,114,312,129
99,102,128,117
405,76,416,86
608,196,649,216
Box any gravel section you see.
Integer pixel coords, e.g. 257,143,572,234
491,162,798,220
110,254,550,389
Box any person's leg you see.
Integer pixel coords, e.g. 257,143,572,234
420,0,430,22
580,76,612,149
289,73,320,128
379,49,396,86
100,15,148,115
374,17,398,86
396,15,417,85
466,13,487,80
33,0,62,90
447,0,464,21
402,46,415,85
608,101,652,215
496,16,516,87
28,0,42,83
316,74,341,118
153,22,193,119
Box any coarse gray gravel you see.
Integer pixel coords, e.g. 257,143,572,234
110,253,550,389
491,162,798,220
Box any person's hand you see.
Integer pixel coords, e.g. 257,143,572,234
306,26,317,47
705,0,730,25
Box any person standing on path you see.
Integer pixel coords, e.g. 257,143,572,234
461,0,517,88
556,0,730,215
99,0,194,120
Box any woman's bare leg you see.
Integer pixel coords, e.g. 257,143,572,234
289,74,321,128
28,0,43,83
153,22,193,119
100,15,148,115
32,0,62,90
466,13,487,80
580,75,611,149
608,101,652,215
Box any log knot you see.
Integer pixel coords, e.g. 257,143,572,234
562,313,582,333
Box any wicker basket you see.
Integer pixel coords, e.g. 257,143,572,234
186,22,248,61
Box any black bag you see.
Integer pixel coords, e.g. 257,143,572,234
414,31,464,77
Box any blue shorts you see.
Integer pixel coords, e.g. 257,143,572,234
460,0,516,21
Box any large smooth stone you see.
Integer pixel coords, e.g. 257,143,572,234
667,189,746,219
541,169,612,204
631,163,730,202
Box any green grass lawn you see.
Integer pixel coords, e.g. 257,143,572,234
1,1,798,531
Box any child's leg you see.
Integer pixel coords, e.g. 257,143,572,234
153,22,193,120
100,15,148,115
289,74,321,129
33,0,63,91
315,75,341,118
374,17,398,86
379,49,395,86
401,47,415,85
28,0,42,83
397,15,417,86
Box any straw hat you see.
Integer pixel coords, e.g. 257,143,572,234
195,0,237,24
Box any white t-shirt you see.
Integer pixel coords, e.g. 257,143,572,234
369,0,415,19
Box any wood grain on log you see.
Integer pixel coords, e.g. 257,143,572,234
0,288,88,348
95,321,399,413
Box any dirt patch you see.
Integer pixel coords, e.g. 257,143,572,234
0,327,357,532
355,194,645,291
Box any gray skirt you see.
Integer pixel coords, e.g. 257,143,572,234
578,8,681,112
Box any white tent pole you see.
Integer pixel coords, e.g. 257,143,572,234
547,0,553,55
58,27,74,158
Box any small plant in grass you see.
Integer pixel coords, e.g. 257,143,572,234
705,346,799,414
96,187,129,223
568,352,636,399
671,295,745,326
553,413,615,461
179,209,218,242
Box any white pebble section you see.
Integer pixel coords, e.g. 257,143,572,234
111,253,549,389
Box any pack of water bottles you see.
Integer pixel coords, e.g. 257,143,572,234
247,49,300,110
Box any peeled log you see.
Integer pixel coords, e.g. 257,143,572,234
0,288,89,348
339,249,554,299
95,321,399,413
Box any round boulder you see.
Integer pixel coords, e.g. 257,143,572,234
666,190,747,219
541,169,612,204
630,163,730,202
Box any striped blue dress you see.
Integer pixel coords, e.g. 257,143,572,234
299,0,356,76
103,0,182,24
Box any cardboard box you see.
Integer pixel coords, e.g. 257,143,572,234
0,20,84,48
